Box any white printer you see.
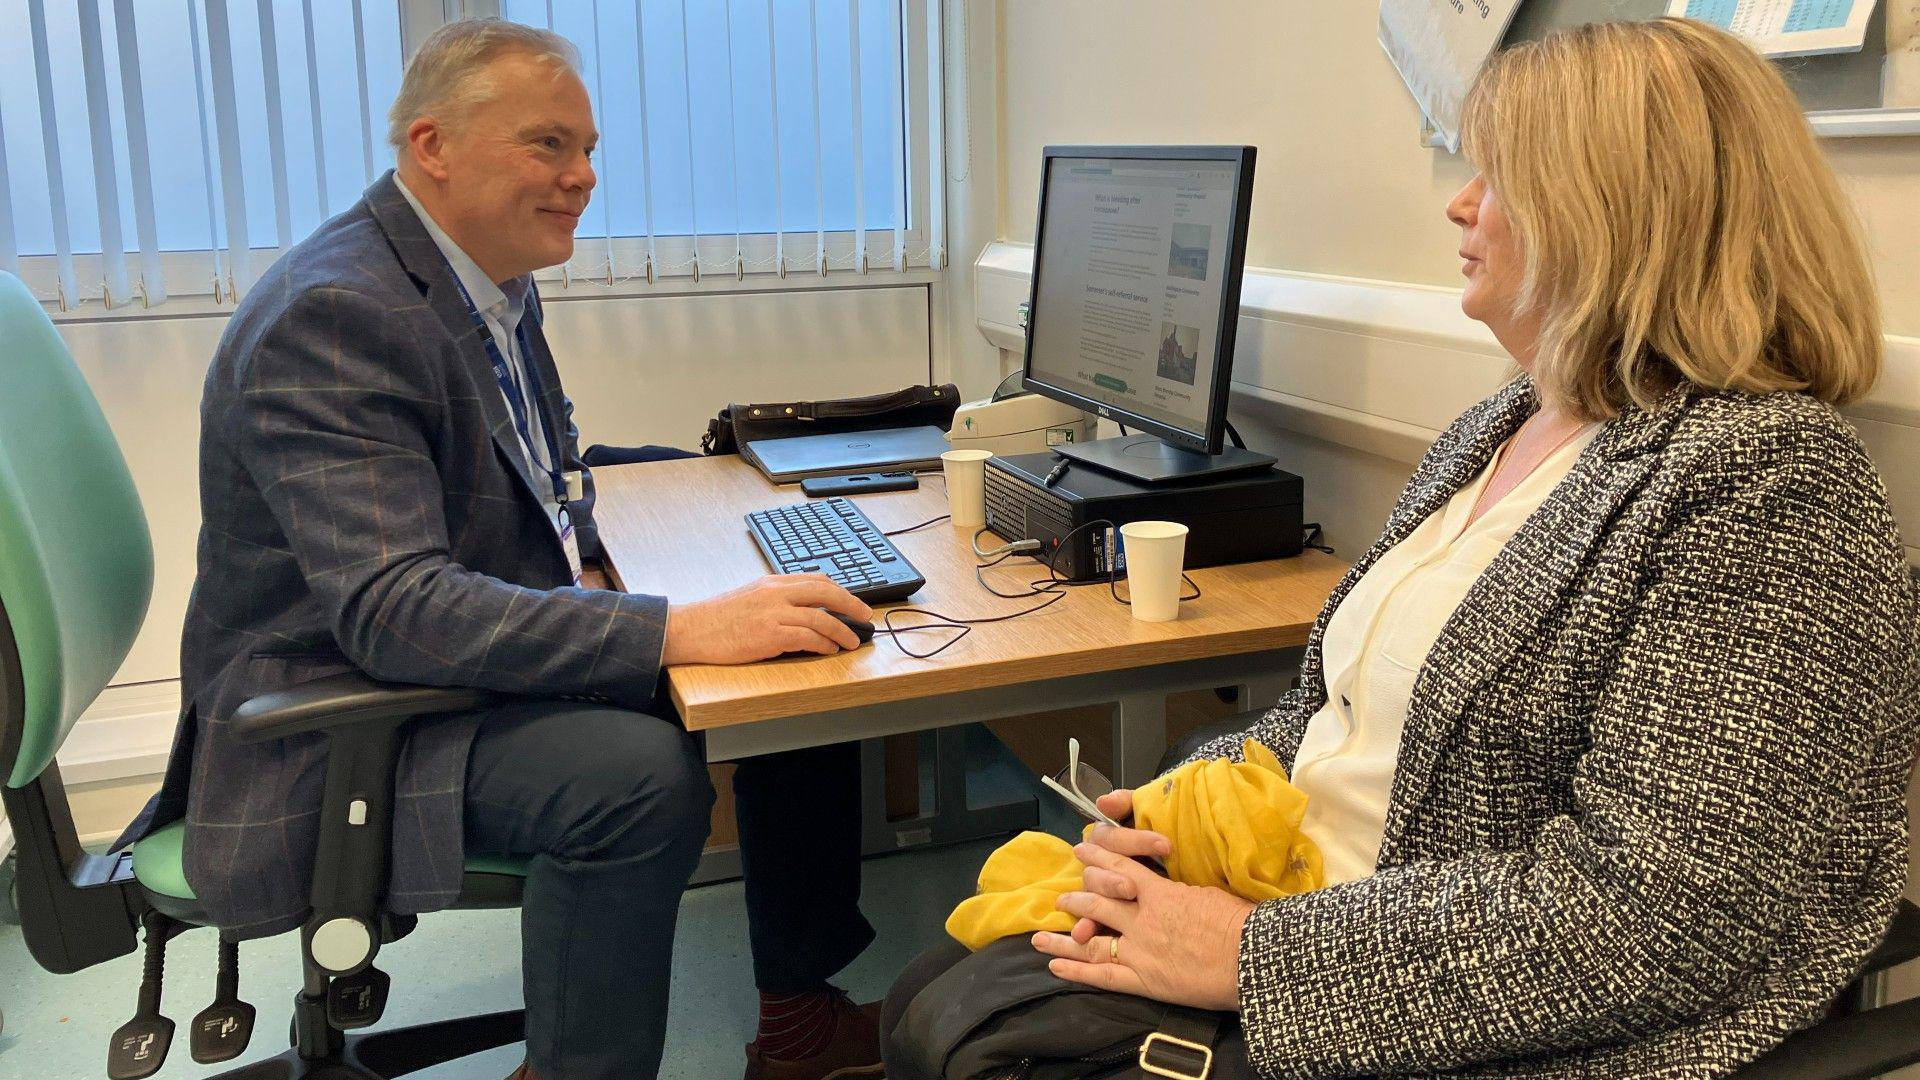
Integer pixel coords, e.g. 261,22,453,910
947,372,1096,457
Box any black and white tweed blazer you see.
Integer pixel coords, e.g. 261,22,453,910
1187,376,1920,1078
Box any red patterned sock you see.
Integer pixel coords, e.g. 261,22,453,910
755,986,842,1061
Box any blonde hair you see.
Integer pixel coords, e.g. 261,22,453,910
387,18,580,151
1459,17,1881,419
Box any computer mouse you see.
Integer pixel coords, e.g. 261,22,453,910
828,609,876,647
772,611,874,661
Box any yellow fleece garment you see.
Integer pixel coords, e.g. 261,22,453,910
946,739,1325,950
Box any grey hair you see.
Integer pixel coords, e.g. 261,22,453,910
387,18,581,151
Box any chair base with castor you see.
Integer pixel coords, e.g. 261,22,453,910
189,1009,526,1079
6,659,537,1079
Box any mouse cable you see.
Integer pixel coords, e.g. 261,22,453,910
884,512,950,536
879,472,950,536
870,614,975,659
877,587,1068,659
875,524,1085,659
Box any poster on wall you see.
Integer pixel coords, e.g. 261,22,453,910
1379,0,1526,153
1889,0,1920,105
1666,0,1878,58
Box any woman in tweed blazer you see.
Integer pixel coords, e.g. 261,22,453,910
1020,18,1920,1079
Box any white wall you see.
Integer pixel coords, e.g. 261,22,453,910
62,316,227,685
932,0,1011,402
996,0,1920,336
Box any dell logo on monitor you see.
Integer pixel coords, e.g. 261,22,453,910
1097,405,1111,418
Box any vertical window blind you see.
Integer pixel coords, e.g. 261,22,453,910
0,0,944,313
502,0,945,289
0,0,405,309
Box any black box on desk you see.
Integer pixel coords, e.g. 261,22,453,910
982,452,1303,582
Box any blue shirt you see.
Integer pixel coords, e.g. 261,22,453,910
393,175,560,523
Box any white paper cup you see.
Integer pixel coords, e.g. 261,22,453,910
941,449,993,528
1121,521,1190,622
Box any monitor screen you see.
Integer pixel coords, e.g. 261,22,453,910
1022,148,1253,452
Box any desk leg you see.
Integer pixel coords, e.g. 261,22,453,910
697,730,1037,885
859,738,896,853
862,727,1037,853
1112,691,1169,789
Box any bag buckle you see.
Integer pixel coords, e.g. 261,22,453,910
1139,1031,1212,1079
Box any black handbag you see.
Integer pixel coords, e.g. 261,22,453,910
699,383,961,456
883,938,1253,1080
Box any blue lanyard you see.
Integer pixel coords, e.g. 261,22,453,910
454,279,567,507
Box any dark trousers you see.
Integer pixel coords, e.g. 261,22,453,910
463,700,873,1080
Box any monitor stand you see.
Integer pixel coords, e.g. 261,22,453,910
1053,434,1277,485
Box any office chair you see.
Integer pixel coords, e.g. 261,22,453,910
0,269,530,1078
1166,686,1920,1080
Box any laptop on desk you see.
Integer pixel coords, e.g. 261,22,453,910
743,424,951,484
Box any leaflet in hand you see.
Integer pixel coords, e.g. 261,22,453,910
1040,773,1125,829
1041,737,1125,828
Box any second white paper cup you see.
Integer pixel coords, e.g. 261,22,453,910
1121,521,1190,622
942,449,994,528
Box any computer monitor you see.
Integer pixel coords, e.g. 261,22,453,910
1020,145,1273,484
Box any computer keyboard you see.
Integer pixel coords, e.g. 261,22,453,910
745,497,927,603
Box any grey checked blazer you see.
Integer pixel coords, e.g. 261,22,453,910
124,173,671,938
1186,377,1919,1078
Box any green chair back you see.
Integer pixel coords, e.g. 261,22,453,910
0,272,153,788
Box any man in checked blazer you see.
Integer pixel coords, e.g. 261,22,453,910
123,20,883,1080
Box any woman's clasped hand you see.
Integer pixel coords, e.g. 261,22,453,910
1031,788,1256,1012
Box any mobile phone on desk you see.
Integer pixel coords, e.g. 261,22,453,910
800,472,920,497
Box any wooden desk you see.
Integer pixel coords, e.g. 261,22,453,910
594,455,1347,785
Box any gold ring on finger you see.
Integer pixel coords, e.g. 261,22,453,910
1109,936,1120,964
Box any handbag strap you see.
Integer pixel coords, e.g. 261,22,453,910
1137,1007,1222,1079
742,385,949,423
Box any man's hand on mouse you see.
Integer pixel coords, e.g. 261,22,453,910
661,575,873,665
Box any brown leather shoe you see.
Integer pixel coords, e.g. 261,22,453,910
742,995,885,1080
504,1060,539,1080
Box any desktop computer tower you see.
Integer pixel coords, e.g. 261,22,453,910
982,452,1303,582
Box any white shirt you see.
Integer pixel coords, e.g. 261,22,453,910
393,176,561,526
1292,421,1602,884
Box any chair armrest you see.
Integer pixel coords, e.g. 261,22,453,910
1864,899,1920,976
1736,995,1920,1079
231,672,499,743
237,672,496,983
